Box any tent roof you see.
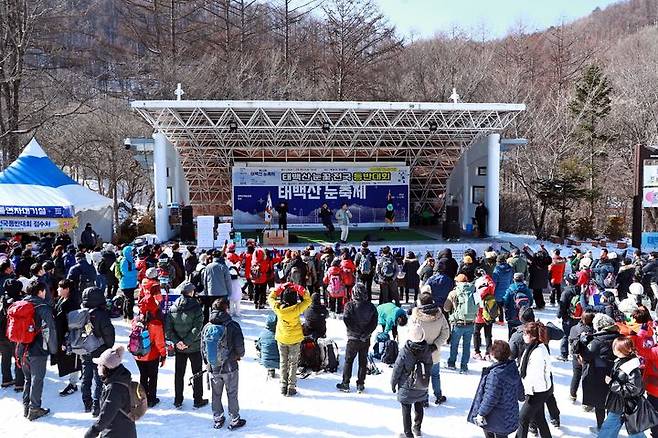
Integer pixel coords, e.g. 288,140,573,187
0,139,112,214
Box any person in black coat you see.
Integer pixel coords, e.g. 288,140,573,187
391,324,433,438
303,293,328,339
523,245,551,310
337,283,378,393
436,249,458,280
578,313,621,431
81,287,116,416
615,259,635,301
568,312,594,403
475,201,488,238
319,203,335,239
53,279,82,397
0,274,24,390
557,275,580,360
275,202,288,230
596,336,655,437
85,346,137,438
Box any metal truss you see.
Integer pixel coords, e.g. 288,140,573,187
131,100,525,216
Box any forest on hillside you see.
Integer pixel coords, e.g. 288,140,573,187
1,0,658,238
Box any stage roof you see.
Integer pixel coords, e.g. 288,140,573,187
131,99,525,215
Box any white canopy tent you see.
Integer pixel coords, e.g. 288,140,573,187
0,139,113,241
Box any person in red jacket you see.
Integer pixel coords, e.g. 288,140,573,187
632,311,658,438
241,246,255,301
473,268,496,360
134,295,167,407
252,248,270,309
138,267,163,305
324,259,348,315
226,243,242,266
549,250,567,306
340,253,356,298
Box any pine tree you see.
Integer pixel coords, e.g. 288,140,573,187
569,64,612,218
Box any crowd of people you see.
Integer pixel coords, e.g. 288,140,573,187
4,228,658,437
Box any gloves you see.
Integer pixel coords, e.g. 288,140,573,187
391,385,397,393
84,426,100,438
160,356,166,368
474,415,487,427
429,344,438,352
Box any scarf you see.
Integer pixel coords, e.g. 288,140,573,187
519,341,540,379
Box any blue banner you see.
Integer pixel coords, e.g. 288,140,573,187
0,205,73,218
233,165,410,229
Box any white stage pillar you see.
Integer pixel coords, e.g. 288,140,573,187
461,148,469,231
153,132,171,242
487,133,501,237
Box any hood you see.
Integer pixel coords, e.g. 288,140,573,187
209,309,231,325
82,287,106,309
24,294,47,307
495,263,513,274
619,264,635,273
173,295,201,313
352,284,368,302
311,293,322,306
122,245,134,262
103,364,132,384
552,256,566,264
138,295,160,316
405,339,430,355
266,312,277,332
412,305,440,322
327,266,342,275
490,359,521,384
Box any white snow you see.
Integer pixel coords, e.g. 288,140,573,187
0,303,632,437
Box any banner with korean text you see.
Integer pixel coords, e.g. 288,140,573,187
232,165,410,229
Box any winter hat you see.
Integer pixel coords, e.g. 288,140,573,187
408,324,425,343
228,243,236,251
513,272,525,282
93,345,125,369
146,267,158,279
311,292,322,306
177,281,196,296
629,283,644,296
455,274,468,283
593,313,616,332
463,255,473,264
566,274,578,285
496,254,507,263
352,283,368,302
608,252,618,260
282,288,298,307
485,251,497,260
602,290,616,303
520,306,535,323
42,260,55,271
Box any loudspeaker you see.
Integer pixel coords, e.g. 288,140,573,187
180,224,195,242
445,205,459,224
289,233,298,243
182,206,194,226
445,221,461,239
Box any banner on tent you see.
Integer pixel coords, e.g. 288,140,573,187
0,205,73,218
0,216,78,233
232,165,410,229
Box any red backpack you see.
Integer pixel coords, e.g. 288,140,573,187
6,301,41,344
328,274,346,298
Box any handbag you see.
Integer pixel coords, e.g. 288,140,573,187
625,395,658,435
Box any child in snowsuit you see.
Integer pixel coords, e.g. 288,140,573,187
391,324,433,438
257,313,280,378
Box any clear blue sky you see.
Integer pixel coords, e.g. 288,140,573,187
377,0,623,39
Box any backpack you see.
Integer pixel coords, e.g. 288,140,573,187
381,338,399,365
79,271,96,291
380,257,396,280
202,323,230,370
290,266,303,285
568,294,583,319
108,295,124,319
67,308,104,355
453,284,478,323
372,332,389,360
514,291,530,316
604,272,616,288
128,321,151,357
407,361,431,390
328,273,346,298
299,337,322,372
250,262,261,280
359,254,373,276
115,381,148,421
6,301,42,344
113,258,123,281
481,295,500,324
317,338,339,372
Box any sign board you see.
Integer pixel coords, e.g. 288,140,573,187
232,165,410,229
643,188,658,208
214,222,232,247
0,206,73,218
0,216,78,233
642,232,658,252
196,215,215,249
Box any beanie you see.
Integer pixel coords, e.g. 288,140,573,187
513,272,525,282
629,283,644,296
520,306,535,323
455,274,468,283
593,313,616,332
146,267,158,279
93,345,125,369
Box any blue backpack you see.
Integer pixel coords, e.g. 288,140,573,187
202,323,229,370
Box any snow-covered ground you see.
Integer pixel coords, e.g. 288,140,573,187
0,302,629,437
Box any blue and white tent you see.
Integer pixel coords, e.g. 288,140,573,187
0,139,113,237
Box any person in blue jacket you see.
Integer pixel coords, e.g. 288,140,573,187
377,302,407,340
256,313,280,379
502,273,534,338
492,255,514,323
468,339,524,438
119,245,138,320
425,263,454,308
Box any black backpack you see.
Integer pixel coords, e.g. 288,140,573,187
79,271,96,291
381,339,399,365
299,337,322,372
407,361,431,390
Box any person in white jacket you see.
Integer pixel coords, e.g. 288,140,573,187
517,322,553,438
